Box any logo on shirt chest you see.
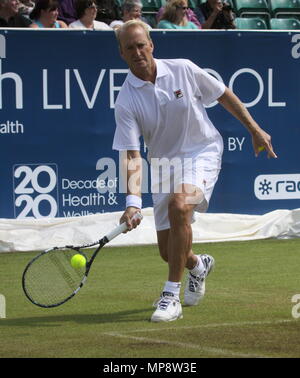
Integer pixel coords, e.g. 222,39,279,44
174,89,183,99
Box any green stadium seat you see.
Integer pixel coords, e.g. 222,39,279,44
235,16,268,29
233,0,270,19
226,0,236,14
270,16,300,28
188,0,198,9
143,13,158,27
141,0,162,12
114,0,123,7
269,0,300,19
227,0,235,10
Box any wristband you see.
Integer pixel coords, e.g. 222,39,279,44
126,194,142,209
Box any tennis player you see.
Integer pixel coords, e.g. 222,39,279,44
113,20,277,322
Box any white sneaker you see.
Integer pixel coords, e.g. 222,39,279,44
184,254,215,306
151,292,183,322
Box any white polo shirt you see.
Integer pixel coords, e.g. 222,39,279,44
113,58,225,170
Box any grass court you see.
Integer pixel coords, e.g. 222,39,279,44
0,238,300,358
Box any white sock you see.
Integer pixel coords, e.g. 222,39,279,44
190,255,205,276
163,281,181,299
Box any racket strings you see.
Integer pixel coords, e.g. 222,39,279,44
49,252,79,291
23,249,86,307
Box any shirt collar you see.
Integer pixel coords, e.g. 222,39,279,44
127,59,168,88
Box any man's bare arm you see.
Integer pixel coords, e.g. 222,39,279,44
119,150,142,230
218,87,277,158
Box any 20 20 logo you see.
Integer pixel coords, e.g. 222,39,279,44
13,164,59,218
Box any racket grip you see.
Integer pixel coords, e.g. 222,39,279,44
105,212,143,242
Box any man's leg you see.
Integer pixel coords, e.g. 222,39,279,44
156,182,204,271
157,229,197,270
151,184,202,322
171,187,215,307
167,188,198,282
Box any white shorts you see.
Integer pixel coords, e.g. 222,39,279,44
152,166,220,231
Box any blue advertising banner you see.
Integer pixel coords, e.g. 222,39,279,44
0,29,299,219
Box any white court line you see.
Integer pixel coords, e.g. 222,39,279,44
112,318,295,335
104,332,267,358
103,319,296,359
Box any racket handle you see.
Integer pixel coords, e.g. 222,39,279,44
105,212,143,242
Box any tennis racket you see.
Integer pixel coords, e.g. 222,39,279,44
22,212,142,308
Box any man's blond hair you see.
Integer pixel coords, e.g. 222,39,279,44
115,20,152,49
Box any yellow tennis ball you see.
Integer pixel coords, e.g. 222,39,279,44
71,254,86,269
258,146,265,152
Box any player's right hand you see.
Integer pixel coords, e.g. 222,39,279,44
120,207,142,232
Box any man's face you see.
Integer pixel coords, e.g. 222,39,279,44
119,25,154,75
85,2,98,18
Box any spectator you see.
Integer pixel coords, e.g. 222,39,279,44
110,0,151,30
69,0,112,29
156,0,201,29
29,0,68,27
57,0,76,24
18,0,35,17
0,0,32,26
194,0,235,29
95,0,121,25
157,0,198,29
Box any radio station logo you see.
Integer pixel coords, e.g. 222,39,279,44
254,174,300,200
13,164,59,218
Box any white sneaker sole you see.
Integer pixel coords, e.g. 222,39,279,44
151,313,183,322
